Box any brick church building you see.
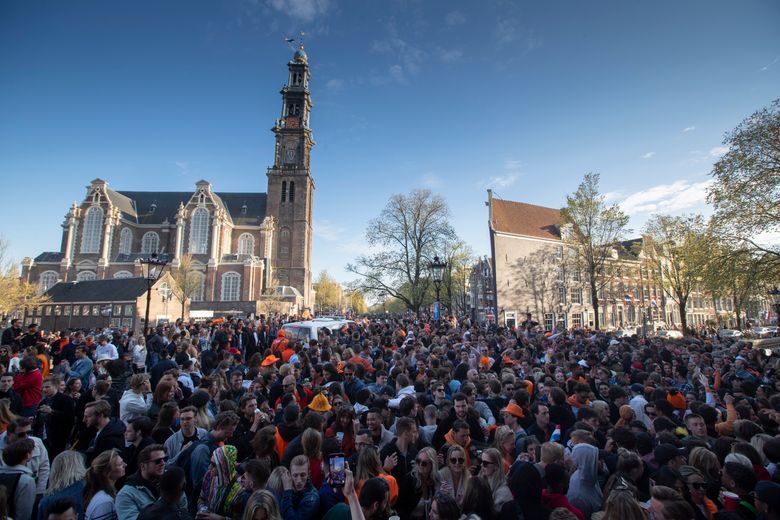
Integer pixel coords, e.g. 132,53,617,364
21,46,315,317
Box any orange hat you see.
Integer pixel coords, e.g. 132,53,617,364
276,329,286,337
667,391,687,411
261,355,280,367
308,393,332,412
500,403,525,418
480,356,491,367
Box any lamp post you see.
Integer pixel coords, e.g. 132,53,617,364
428,255,446,322
768,286,780,327
140,253,168,337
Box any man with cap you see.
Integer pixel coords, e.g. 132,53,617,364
500,402,528,454
652,444,686,473
755,480,780,520
21,323,42,348
629,383,653,429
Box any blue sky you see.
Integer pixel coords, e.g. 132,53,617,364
1,0,779,282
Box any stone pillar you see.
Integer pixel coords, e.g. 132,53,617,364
210,217,221,263
62,204,78,266
173,203,185,265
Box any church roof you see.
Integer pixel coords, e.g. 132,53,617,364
44,277,151,302
113,190,267,225
491,199,562,241
35,252,64,263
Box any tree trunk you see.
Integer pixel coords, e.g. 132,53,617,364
678,297,688,334
181,299,186,322
591,279,600,330
734,296,742,330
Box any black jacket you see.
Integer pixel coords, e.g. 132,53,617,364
1,327,23,348
0,389,22,415
432,408,485,449
138,498,193,520
85,417,126,464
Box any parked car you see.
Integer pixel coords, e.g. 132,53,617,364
751,327,773,338
718,328,743,338
282,318,354,342
655,329,684,339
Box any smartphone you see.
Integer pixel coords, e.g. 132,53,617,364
329,453,345,487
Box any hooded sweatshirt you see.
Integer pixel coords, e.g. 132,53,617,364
115,471,186,520
0,464,36,520
566,443,602,519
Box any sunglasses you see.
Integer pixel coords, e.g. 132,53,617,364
146,456,168,465
344,373,353,377
415,459,430,467
450,457,465,465
480,459,495,466
689,482,707,490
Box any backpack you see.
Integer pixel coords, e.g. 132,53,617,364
0,472,22,517
173,437,215,511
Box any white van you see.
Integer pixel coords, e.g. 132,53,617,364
282,319,354,343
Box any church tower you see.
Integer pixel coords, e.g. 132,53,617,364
266,45,314,307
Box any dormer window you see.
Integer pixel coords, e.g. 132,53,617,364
241,203,248,215
150,202,157,213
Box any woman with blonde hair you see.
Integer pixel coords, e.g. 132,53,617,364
38,450,88,520
493,425,515,474
83,449,126,520
266,466,289,499
355,445,399,505
688,447,722,503
594,487,646,520
439,444,471,507
397,446,440,519
243,489,282,520
479,447,513,511
0,398,16,433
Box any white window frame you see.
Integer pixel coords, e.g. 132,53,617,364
220,272,241,301
190,207,209,254
113,271,133,279
118,227,133,255
572,313,583,327
141,232,160,254
238,233,255,256
39,271,59,293
544,313,554,332
80,206,103,253
76,270,96,282
191,272,206,302
571,287,582,304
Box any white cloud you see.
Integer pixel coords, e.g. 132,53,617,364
683,126,696,132
761,56,779,72
483,174,519,189
371,35,426,84
619,179,714,216
602,191,622,201
172,161,190,176
314,220,344,241
325,78,344,91
388,64,406,84
641,152,656,159
494,18,518,46
709,146,729,158
420,172,442,188
445,10,466,26
438,49,463,64
267,0,332,22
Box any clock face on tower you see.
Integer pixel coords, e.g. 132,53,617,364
286,116,300,129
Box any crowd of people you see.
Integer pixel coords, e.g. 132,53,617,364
0,312,779,520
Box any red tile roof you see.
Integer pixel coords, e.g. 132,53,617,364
491,199,562,240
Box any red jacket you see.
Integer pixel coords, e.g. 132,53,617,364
542,490,584,520
14,369,43,408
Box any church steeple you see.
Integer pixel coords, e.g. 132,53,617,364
272,44,314,170
266,45,315,309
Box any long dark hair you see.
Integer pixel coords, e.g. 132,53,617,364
461,476,495,520
155,402,179,431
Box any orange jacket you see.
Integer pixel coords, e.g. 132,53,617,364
357,473,398,505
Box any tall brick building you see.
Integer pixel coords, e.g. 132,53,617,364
21,46,315,317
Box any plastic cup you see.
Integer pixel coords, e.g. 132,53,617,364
722,491,739,511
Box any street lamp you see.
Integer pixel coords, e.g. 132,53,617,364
140,253,168,336
428,255,446,322
768,286,780,326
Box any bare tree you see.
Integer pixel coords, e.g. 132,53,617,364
346,189,457,315
643,214,710,334
170,254,201,321
561,173,630,330
0,239,50,325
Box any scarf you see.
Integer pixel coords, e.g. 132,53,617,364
201,445,242,515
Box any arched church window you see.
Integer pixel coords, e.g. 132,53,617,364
77,271,96,282
141,232,159,254
39,271,59,293
221,272,241,301
289,182,295,202
191,272,205,302
190,207,209,254
281,181,287,203
238,233,255,256
279,228,291,258
118,228,133,255
81,206,103,253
